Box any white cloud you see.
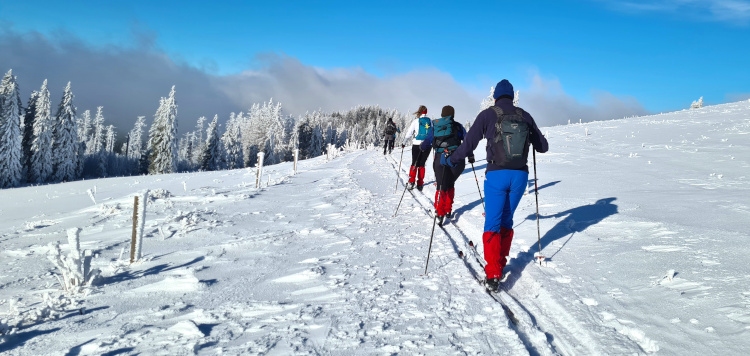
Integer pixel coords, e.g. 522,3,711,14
726,92,750,101
595,0,750,24
515,73,650,126
216,54,480,123
0,28,648,136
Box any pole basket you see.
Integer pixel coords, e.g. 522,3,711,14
534,252,547,265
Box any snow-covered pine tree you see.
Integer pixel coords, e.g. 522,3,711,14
191,116,206,165
221,112,244,169
105,125,116,153
22,90,39,179
148,86,178,174
78,109,91,145
240,103,260,166
309,116,321,156
200,115,221,171
76,141,85,178
0,71,24,188
29,80,54,184
88,106,105,154
480,86,495,113
177,133,190,164
513,90,520,106
127,116,146,159
270,100,288,164
51,82,79,183
288,113,300,157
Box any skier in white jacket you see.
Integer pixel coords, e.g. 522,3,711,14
401,105,432,191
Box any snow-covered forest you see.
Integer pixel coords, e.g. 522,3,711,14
0,69,411,190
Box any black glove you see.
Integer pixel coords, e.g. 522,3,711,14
468,156,475,164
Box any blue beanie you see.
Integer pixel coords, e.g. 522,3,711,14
493,79,514,100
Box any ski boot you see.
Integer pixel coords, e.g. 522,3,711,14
407,182,415,190
485,278,500,292
416,184,423,192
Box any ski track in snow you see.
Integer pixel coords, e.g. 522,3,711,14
2,100,750,355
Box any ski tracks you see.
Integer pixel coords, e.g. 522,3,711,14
382,152,636,355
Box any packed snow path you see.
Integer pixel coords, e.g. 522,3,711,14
2,100,750,355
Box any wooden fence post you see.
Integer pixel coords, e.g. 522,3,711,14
130,196,139,264
256,152,265,188
293,149,298,174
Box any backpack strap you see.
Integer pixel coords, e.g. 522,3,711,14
490,106,504,119
490,106,525,119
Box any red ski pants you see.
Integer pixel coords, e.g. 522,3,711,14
483,227,514,279
434,188,455,216
408,166,425,185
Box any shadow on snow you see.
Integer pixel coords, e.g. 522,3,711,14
504,197,619,290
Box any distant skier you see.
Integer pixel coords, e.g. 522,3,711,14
383,118,400,155
419,105,473,226
441,79,548,290
402,105,431,191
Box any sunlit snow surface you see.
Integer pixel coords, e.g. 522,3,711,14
1,101,750,355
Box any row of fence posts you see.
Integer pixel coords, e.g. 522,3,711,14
128,149,305,262
254,149,301,188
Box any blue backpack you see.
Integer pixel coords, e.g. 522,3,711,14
431,117,461,153
415,116,431,140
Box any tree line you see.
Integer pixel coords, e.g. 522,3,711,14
0,69,411,189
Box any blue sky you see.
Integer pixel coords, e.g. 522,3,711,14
1,0,749,128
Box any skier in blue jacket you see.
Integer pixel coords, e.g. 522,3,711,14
441,79,549,291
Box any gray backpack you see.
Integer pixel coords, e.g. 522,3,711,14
490,106,529,168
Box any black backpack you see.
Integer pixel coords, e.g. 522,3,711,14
384,122,397,136
490,106,529,168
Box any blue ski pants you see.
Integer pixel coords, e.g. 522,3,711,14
483,170,529,233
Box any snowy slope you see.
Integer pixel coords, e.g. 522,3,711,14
1,100,750,355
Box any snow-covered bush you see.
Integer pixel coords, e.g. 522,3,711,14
47,228,100,293
1,293,81,339
690,97,703,109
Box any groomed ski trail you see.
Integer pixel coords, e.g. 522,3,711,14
384,149,646,355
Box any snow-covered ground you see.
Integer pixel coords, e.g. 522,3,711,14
2,100,750,355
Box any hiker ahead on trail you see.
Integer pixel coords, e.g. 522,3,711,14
402,105,431,191
442,79,548,291
419,105,473,226
383,118,400,155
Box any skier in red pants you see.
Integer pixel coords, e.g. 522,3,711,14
419,105,472,226
402,105,431,191
441,80,548,291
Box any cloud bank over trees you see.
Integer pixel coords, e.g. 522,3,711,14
0,28,649,131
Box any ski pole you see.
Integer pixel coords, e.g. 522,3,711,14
395,145,405,194
533,150,544,265
424,160,448,275
393,183,409,217
470,161,485,215
394,149,423,217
